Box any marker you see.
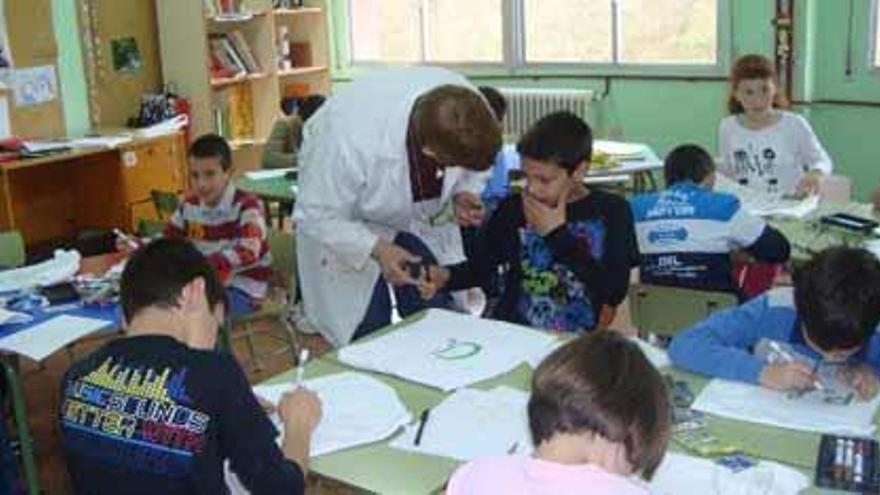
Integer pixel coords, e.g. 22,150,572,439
414,408,430,446
768,341,824,391
113,228,139,250
294,348,309,387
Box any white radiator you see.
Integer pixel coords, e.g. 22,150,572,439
499,88,593,137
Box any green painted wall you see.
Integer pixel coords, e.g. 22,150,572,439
51,0,90,136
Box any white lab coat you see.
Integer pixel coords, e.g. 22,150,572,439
293,67,490,346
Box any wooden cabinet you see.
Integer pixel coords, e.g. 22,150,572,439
0,132,187,248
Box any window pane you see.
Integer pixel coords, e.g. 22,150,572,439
350,0,421,63
620,0,717,64
427,0,503,63
524,0,613,63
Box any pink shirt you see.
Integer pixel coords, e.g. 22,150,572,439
447,456,648,495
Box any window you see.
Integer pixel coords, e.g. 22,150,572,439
348,0,722,69
349,0,504,64
874,0,880,67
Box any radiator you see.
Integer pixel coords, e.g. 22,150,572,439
498,88,593,137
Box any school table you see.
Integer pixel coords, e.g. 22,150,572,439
0,131,187,248
767,201,879,261
0,252,124,495
234,175,296,228
260,316,858,494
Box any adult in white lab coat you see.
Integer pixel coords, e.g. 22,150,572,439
294,67,502,346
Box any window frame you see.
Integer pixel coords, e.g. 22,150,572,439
343,0,733,77
870,0,880,70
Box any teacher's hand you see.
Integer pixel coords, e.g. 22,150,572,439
453,192,485,227
372,238,421,286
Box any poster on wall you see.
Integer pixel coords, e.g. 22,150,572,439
0,0,13,87
13,66,57,107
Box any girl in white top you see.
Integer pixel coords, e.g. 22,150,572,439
719,54,832,198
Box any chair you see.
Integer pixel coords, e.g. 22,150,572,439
0,230,25,268
150,189,180,220
628,284,738,338
228,229,299,371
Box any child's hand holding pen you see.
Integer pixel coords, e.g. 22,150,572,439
417,264,450,301
113,228,141,255
759,341,824,393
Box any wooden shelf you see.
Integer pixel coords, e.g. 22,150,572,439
211,72,271,88
277,66,328,78
274,7,322,16
206,11,268,23
230,138,267,150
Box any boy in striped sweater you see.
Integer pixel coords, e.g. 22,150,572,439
119,134,271,318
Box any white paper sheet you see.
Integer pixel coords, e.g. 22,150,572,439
0,314,111,361
594,140,648,159
337,309,557,391
252,371,411,457
133,115,188,139
0,250,80,292
389,386,533,461
13,65,57,107
649,452,809,495
714,174,819,219
22,140,71,154
692,378,880,436
0,306,31,325
244,168,295,180
70,135,134,149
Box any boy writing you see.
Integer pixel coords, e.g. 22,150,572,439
60,238,320,494
669,246,880,399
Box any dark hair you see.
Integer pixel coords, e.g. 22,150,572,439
516,111,592,174
120,238,226,323
794,246,880,351
296,94,327,122
478,86,507,122
411,85,502,172
664,144,716,186
189,134,232,171
727,54,789,114
528,332,670,479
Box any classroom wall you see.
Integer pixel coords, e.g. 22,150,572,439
326,0,880,201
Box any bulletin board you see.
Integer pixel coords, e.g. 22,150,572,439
4,0,65,139
80,0,163,129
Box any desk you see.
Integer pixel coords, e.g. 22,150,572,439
768,201,878,261
0,253,122,495
0,132,187,247
258,317,853,494
234,175,296,228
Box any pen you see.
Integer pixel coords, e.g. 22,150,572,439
768,341,824,391
414,408,430,446
294,348,309,387
112,228,139,250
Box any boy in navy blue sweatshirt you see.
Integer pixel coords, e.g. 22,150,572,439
418,111,638,333
669,246,880,400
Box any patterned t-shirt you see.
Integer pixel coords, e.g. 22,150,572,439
59,335,304,495
447,190,638,333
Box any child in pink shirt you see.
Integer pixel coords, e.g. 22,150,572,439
447,332,671,495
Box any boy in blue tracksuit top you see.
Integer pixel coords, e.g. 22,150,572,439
631,144,790,295
669,246,880,400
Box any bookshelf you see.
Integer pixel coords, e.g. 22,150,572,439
155,0,332,170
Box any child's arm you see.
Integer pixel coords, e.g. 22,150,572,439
205,198,267,283
444,198,518,292
668,293,793,384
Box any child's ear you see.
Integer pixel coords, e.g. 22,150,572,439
572,160,589,181
180,277,207,313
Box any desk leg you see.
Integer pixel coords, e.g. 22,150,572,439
1,355,39,495
646,170,659,192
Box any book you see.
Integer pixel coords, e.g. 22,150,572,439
228,30,261,73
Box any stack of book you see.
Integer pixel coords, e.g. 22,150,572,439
208,31,261,79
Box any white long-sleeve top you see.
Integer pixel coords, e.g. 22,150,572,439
718,111,833,197
293,67,489,346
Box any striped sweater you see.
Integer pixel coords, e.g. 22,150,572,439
164,184,272,300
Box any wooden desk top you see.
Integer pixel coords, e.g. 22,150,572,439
1,130,184,172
